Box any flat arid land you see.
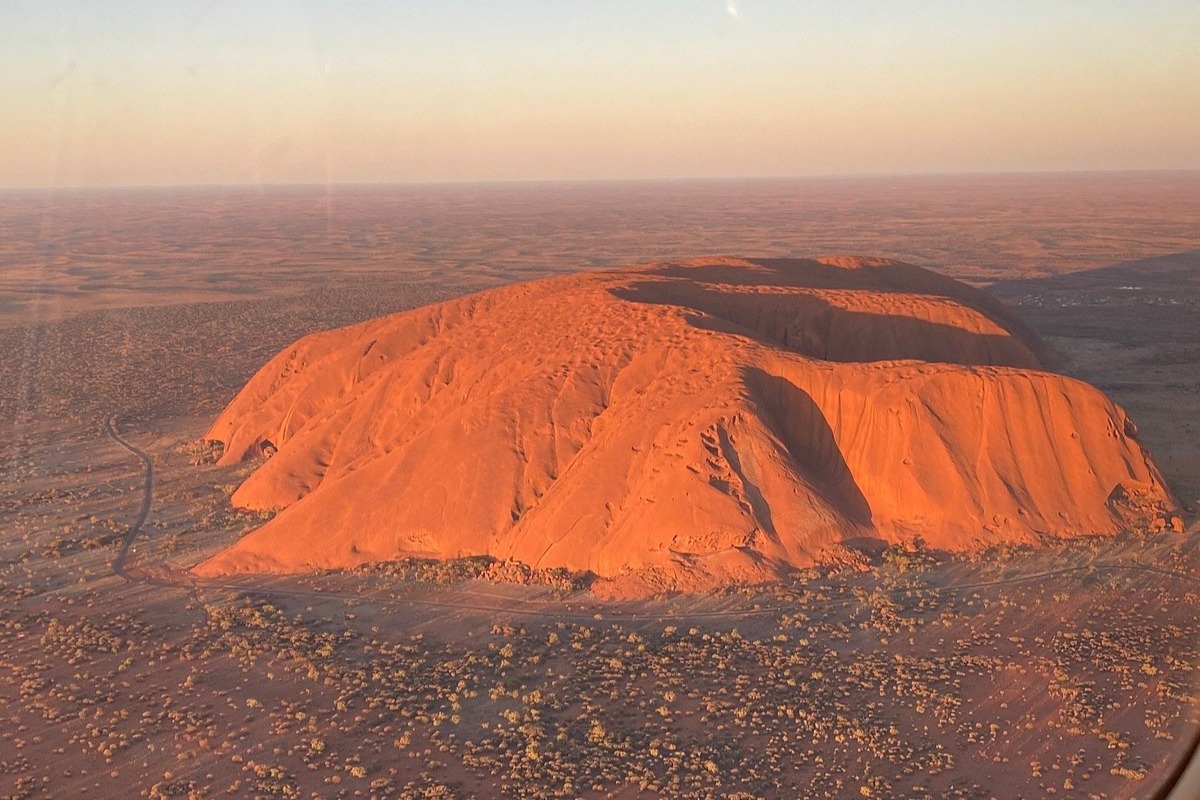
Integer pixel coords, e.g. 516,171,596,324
1,174,1199,799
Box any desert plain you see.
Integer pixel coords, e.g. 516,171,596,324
2,173,1200,799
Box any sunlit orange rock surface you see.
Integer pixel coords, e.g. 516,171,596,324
194,257,1178,592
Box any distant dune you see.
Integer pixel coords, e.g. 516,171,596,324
194,257,1180,594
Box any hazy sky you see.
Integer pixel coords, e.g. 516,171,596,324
3,0,1199,187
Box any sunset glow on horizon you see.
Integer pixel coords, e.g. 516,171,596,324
3,0,1199,188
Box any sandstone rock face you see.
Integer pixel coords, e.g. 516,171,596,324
194,257,1177,592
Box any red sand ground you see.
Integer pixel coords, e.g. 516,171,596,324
195,257,1179,593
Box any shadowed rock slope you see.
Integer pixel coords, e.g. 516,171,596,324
194,257,1179,593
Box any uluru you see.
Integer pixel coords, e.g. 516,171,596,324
194,256,1180,593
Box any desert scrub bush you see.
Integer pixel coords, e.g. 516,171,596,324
148,779,200,799
358,555,591,592
881,539,937,573
177,438,225,466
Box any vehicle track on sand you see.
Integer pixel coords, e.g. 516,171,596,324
105,415,154,581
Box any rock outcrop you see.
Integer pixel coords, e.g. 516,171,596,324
194,257,1178,593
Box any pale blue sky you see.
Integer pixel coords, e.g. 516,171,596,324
3,1,1198,186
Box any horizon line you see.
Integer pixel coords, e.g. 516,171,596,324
3,167,1199,193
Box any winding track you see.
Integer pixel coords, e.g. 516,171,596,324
102,414,1200,798
105,415,154,581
